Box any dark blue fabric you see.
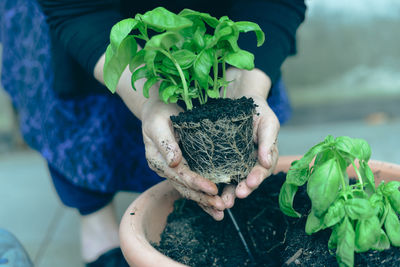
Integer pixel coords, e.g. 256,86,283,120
49,165,115,215
0,0,292,210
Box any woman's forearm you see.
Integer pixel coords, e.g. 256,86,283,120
93,53,158,121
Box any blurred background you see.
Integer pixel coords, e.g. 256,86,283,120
1,0,399,266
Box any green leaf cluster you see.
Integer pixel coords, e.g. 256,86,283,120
103,7,265,110
279,135,400,267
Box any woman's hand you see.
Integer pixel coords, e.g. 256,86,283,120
220,68,280,209
141,97,226,220
94,54,226,220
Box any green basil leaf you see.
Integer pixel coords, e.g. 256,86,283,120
210,26,232,48
193,49,214,89
206,89,220,99
291,141,328,170
371,229,390,251
352,189,369,199
110,18,138,51
286,165,310,186
345,198,375,220
169,95,179,103
104,36,137,93
193,26,206,49
142,7,193,31
143,77,158,98
160,84,179,104
359,160,376,195
307,158,341,217
129,49,145,73
336,217,355,267
235,21,265,47
225,49,254,70
324,199,345,228
145,32,183,51
369,193,384,217
383,181,400,214
171,50,197,69
335,136,371,161
305,208,324,235
279,182,301,218
384,205,400,246
389,190,400,214
383,181,400,195
178,9,219,28
328,226,339,250
131,66,149,91
355,216,380,252
144,49,158,75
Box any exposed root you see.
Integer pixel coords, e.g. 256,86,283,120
173,114,256,184
284,248,303,265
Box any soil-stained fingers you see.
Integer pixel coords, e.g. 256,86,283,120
236,144,279,199
142,116,182,168
221,184,236,209
253,99,280,170
144,136,225,215
198,203,225,221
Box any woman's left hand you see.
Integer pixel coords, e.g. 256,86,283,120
220,68,280,209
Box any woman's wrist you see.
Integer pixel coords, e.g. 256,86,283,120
226,68,272,100
93,52,160,121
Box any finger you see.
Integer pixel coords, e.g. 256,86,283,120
257,108,280,169
176,164,219,196
198,203,225,221
235,180,253,199
143,117,182,168
146,146,218,196
174,182,225,211
245,144,279,190
221,185,236,209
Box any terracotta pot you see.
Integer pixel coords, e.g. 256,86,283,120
119,156,400,266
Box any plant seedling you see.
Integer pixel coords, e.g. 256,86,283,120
103,7,265,110
279,135,400,267
104,7,265,184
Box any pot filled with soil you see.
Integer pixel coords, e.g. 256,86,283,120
120,137,400,267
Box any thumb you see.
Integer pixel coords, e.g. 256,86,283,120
144,117,182,168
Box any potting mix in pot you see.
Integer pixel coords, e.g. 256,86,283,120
103,7,400,267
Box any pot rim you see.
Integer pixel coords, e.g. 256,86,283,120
120,155,400,267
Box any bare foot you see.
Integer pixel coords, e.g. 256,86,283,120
80,202,120,263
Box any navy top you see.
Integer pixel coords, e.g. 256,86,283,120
37,0,306,96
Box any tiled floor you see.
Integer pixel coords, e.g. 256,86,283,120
0,115,399,266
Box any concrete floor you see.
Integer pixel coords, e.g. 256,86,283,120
0,151,139,267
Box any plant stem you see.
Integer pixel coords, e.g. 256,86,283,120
160,49,192,110
213,52,219,96
222,60,227,98
196,80,204,104
351,161,364,188
334,154,348,201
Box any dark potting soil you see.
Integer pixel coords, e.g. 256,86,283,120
154,173,400,267
170,97,257,124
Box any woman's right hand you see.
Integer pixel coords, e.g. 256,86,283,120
140,97,226,220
